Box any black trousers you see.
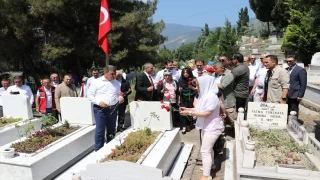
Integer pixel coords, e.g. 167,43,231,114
171,103,180,127
287,98,300,118
180,95,195,128
117,103,127,127
236,97,247,112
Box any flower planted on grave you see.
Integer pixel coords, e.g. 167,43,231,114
11,114,80,154
160,101,179,112
0,117,23,127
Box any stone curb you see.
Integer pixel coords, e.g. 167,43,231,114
181,142,201,180
301,99,320,112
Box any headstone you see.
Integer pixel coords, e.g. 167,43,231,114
240,47,246,51
252,49,258,54
60,97,95,125
309,64,320,71
129,101,173,131
247,102,288,130
307,70,320,83
268,45,282,50
253,38,259,42
79,161,166,180
311,52,320,65
271,37,277,44
2,95,32,119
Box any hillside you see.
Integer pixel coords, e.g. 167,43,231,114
162,18,263,50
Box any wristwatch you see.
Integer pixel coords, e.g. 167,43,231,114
281,97,286,101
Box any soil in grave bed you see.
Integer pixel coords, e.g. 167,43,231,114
11,126,81,153
0,117,22,127
100,128,160,163
249,128,317,171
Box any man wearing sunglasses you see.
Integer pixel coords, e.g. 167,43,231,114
285,55,307,117
7,76,34,106
219,56,233,71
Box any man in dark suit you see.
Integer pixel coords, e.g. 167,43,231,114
126,67,137,84
286,55,307,117
134,62,156,101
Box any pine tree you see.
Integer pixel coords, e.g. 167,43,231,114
219,19,239,59
249,0,276,35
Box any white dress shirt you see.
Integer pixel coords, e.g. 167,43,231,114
87,76,121,106
36,87,53,108
0,87,9,106
254,65,268,94
51,82,60,87
192,69,198,77
85,76,100,96
248,64,258,87
7,85,34,105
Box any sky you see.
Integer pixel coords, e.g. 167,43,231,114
152,0,256,28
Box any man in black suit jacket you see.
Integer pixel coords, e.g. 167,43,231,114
134,62,156,101
286,55,307,117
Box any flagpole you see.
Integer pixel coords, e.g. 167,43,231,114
105,54,109,66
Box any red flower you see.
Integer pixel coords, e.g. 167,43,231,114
166,95,171,100
165,106,170,112
120,92,124,96
161,105,165,109
157,81,163,85
188,78,193,81
188,81,192,85
206,66,214,73
160,100,164,104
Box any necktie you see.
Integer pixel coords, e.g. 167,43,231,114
263,70,272,102
148,75,154,87
287,67,292,72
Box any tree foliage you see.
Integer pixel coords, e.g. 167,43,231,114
219,19,239,59
282,0,320,64
237,7,250,36
0,0,164,86
249,0,276,34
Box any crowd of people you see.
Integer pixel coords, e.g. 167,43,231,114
0,52,307,180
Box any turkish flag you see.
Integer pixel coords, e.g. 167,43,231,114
98,0,111,54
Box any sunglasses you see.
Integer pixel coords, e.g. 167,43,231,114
250,58,256,60
285,60,293,63
219,59,225,62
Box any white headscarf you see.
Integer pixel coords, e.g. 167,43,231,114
195,76,220,129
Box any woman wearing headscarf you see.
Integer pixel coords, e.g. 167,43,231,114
180,76,224,180
178,67,197,134
157,69,180,127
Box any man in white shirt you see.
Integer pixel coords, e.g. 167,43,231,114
35,78,56,116
0,79,10,117
173,62,181,80
85,68,100,97
156,61,180,81
87,65,124,151
251,54,268,102
248,55,259,93
50,73,60,87
192,59,205,77
7,76,34,105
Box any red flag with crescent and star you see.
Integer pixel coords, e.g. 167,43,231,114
98,0,111,54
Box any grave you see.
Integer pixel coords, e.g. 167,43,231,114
225,109,320,180
60,97,95,125
247,102,288,130
305,52,320,105
310,52,320,67
0,95,42,146
0,98,96,180
56,101,192,180
2,95,33,120
130,101,173,130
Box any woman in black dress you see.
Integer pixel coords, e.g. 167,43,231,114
178,67,197,134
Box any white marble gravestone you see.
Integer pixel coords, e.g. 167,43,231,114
60,97,95,125
129,101,173,131
307,70,320,83
247,102,288,129
311,52,320,65
1,95,32,119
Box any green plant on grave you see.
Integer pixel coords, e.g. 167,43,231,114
143,112,160,132
23,119,35,137
0,117,22,127
42,113,58,129
63,120,70,129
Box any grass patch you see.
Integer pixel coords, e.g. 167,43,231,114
100,128,160,163
250,128,316,170
11,125,80,153
0,117,22,127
